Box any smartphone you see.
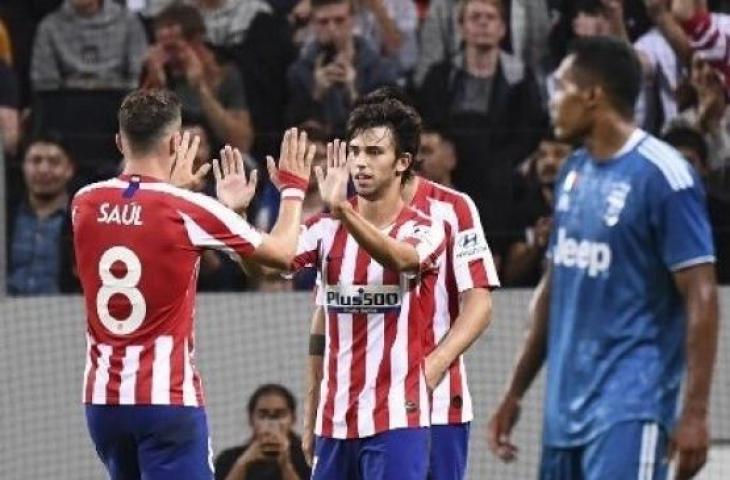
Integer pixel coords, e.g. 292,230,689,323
320,42,338,66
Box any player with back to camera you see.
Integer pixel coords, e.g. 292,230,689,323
487,37,719,480
72,89,315,480
301,87,500,480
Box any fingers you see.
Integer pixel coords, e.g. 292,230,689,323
304,144,316,172
675,448,708,480
288,127,299,167
185,134,200,166
235,148,245,179
297,129,308,167
327,141,334,170
338,138,347,168
194,163,211,181
280,129,291,170
177,130,190,158
212,159,222,183
249,169,258,189
314,165,325,188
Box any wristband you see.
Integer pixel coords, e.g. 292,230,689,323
278,170,308,192
281,188,306,200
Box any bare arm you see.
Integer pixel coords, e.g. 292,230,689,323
333,201,422,272
302,306,326,465
645,0,694,63
670,263,718,479
488,266,551,461
425,288,492,390
199,85,254,153
0,107,19,156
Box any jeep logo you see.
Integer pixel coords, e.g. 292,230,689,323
553,228,611,277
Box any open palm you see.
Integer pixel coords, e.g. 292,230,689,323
213,146,258,214
316,139,350,212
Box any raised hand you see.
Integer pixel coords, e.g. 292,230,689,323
266,127,316,195
169,130,210,190
315,138,350,216
213,145,258,214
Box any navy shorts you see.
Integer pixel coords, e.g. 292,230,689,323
85,404,214,480
540,421,669,480
312,427,429,480
428,423,470,480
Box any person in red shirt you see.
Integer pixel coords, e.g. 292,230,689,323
73,89,314,480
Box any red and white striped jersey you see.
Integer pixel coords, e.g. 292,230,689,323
296,205,446,439
72,174,262,407
409,178,500,425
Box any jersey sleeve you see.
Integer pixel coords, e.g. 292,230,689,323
451,195,500,291
290,216,324,272
647,165,716,271
175,190,263,259
401,217,447,272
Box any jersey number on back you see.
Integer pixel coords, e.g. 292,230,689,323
96,246,147,335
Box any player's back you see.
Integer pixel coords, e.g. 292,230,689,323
73,174,260,407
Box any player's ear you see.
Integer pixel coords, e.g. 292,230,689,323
115,133,124,156
395,153,412,175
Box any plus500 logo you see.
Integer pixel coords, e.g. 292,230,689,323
553,228,611,277
325,285,402,313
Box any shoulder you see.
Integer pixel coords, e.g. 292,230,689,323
73,178,127,202
499,51,527,85
423,180,480,227
635,134,696,192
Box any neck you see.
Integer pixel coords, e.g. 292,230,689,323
75,2,102,17
401,176,420,205
584,112,636,161
29,192,68,219
122,155,171,181
465,45,498,77
358,181,405,228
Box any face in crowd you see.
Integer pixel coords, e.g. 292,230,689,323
23,142,74,201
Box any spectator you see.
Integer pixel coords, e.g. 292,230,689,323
7,134,78,295
181,121,253,292
414,0,551,86
417,0,548,264
502,132,571,286
0,57,19,158
142,4,254,152
0,16,12,65
30,0,147,90
286,0,398,136
416,127,457,186
352,0,418,75
215,384,310,480
667,55,730,190
663,126,730,283
190,0,273,48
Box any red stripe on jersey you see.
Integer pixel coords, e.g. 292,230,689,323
406,278,424,427
135,344,154,404
190,336,205,406
85,343,100,403
170,338,185,405
469,258,489,289
105,347,124,405
321,226,349,437
345,247,372,438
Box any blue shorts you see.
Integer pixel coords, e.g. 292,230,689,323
539,421,669,480
85,405,214,480
428,423,470,480
312,427,429,480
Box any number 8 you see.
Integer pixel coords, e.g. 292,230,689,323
96,246,147,335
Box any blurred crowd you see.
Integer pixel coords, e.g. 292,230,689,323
1,0,729,295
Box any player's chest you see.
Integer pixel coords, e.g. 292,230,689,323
554,163,640,240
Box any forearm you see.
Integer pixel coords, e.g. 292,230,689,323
429,288,491,370
0,108,19,156
504,269,551,400
252,199,304,269
678,266,719,417
224,459,249,480
369,1,403,52
335,202,420,271
199,85,253,151
305,308,325,429
653,9,693,63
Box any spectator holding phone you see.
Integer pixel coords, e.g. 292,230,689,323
215,384,310,480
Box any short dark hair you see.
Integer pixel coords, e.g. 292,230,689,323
568,36,642,118
22,130,73,163
247,384,297,419
310,0,351,11
155,4,206,40
119,89,181,156
457,0,506,23
347,88,422,183
663,126,708,167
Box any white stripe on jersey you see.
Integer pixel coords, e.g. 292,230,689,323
118,346,143,405
92,344,113,404
74,178,127,198
638,137,694,191
358,260,385,437
141,183,263,248
151,336,173,404
388,288,410,430
179,211,232,252
182,339,198,407
82,335,93,403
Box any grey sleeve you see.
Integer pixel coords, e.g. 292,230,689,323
30,19,62,90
